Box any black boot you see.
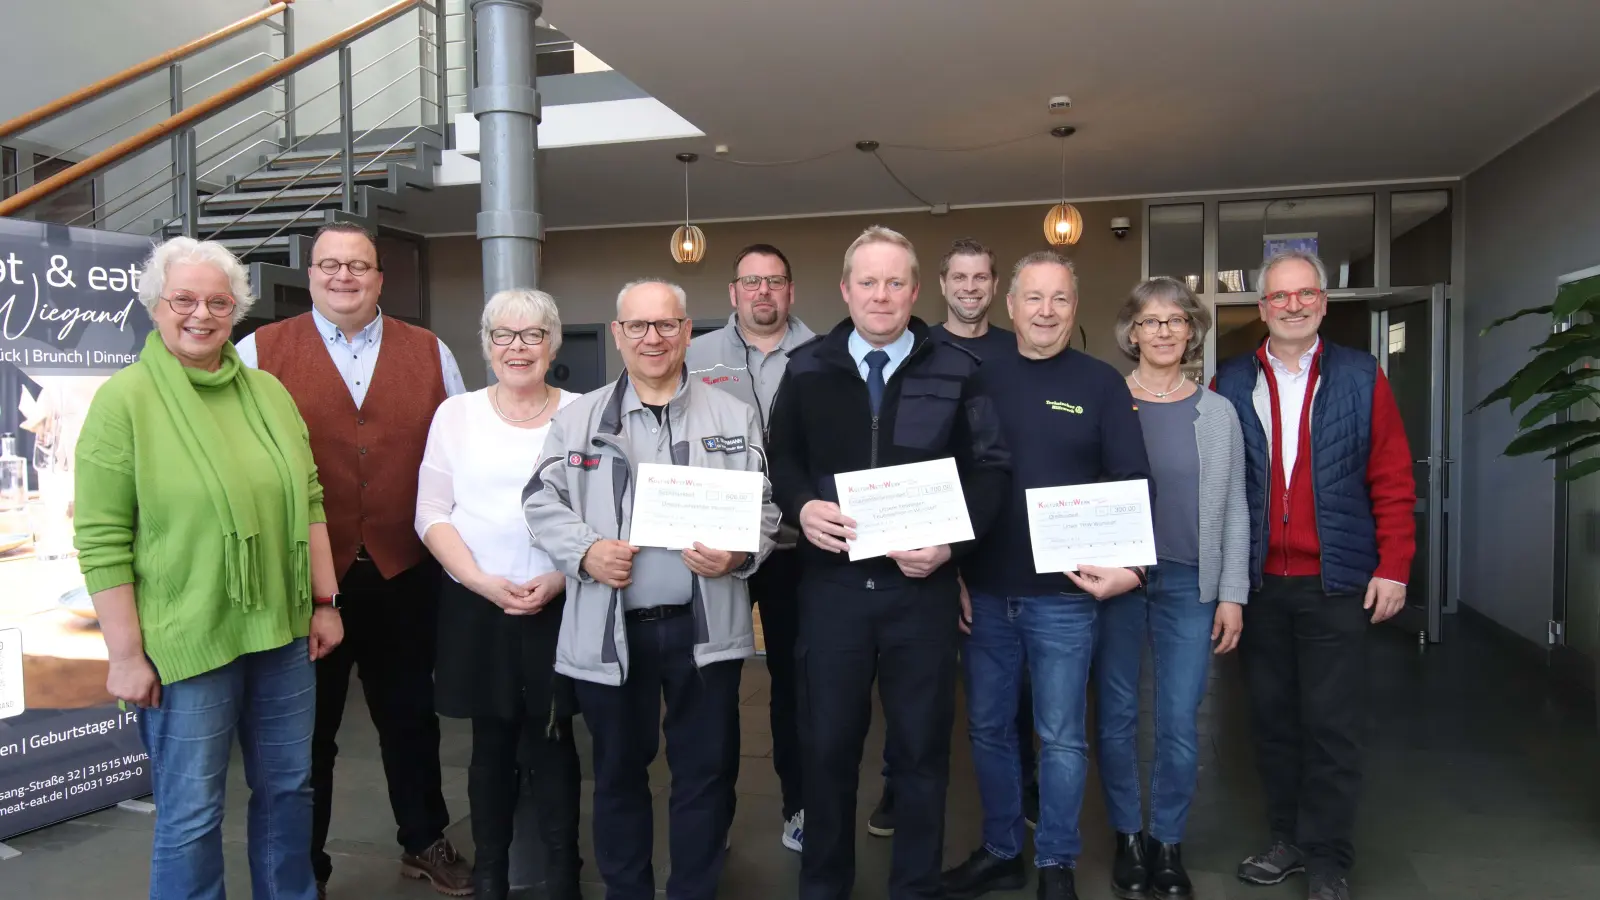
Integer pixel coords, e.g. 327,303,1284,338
535,724,585,900
468,763,517,900
1037,864,1079,900
1111,832,1150,899
940,847,1027,900
1147,839,1192,898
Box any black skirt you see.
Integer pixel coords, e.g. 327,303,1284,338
433,575,573,722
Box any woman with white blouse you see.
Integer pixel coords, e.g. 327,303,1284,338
415,289,581,900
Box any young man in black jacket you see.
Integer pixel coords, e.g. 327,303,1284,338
766,226,1011,900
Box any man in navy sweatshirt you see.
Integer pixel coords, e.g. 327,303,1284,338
940,250,1152,900
766,225,1011,900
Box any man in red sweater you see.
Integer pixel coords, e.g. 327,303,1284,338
1211,249,1414,900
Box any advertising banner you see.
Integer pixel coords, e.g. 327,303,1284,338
0,218,154,840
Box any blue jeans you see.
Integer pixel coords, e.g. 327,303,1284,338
1094,563,1216,844
140,638,317,900
964,591,1097,868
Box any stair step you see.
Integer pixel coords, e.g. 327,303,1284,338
200,186,354,213
234,165,392,192
214,236,293,257
167,210,334,237
267,142,418,170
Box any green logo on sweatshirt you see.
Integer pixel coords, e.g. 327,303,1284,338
1046,400,1083,414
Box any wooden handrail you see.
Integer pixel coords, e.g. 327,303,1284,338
0,2,295,141
0,0,419,220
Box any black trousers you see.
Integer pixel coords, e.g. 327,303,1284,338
573,611,743,900
311,559,450,882
1240,575,1368,874
469,715,581,892
752,549,804,820
798,571,959,900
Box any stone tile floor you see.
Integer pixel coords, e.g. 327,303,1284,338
6,615,1600,899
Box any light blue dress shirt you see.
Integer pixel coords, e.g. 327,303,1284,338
846,327,915,382
236,307,466,407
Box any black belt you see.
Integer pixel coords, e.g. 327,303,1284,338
625,604,691,623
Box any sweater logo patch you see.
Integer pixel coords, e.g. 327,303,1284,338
701,435,747,454
1045,400,1084,414
567,452,601,470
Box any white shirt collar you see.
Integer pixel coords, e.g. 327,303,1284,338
1265,336,1319,377
312,306,383,345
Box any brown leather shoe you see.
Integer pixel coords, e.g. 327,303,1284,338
400,837,474,896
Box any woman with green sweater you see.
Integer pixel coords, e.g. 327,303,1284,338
74,236,343,900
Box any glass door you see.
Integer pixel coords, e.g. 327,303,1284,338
1366,286,1449,643
1212,286,1450,643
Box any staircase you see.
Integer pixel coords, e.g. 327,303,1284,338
0,0,456,317
167,136,444,307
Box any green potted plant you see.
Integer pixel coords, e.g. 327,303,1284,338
1475,272,1600,478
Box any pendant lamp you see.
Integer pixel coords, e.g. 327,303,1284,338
1043,126,1083,246
670,152,707,264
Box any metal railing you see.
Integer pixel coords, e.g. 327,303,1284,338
0,0,448,254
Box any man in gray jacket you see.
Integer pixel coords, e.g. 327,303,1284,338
686,243,815,854
525,278,780,900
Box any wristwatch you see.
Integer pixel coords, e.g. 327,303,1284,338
314,592,343,610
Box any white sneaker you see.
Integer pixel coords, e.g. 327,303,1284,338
782,810,804,853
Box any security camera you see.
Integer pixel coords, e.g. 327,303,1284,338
1110,216,1131,240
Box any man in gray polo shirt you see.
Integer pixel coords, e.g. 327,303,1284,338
687,243,816,853
526,278,780,900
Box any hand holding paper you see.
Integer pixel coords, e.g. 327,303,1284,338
1025,479,1156,574
834,458,973,561
629,463,764,553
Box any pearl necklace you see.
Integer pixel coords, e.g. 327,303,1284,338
1131,370,1187,399
491,384,552,423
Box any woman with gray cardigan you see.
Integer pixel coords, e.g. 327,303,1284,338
1096,276,1250,899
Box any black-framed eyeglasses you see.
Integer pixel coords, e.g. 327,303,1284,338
490,327,548,346
163,294,237,317
618,318,685,340
1262,287,1325,308
314,258,377,276
1136,315,1191,335
733,274,790,291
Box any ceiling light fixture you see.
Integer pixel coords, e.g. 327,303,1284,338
1043,125,1083,246
670,152,706,264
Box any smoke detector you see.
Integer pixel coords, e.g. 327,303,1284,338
1048,95,1072,113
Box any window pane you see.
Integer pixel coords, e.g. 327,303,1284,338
1217,195,1375,292
30,154,95,227
1390,190,1452,286
1215,301,1373,363
1148,204,1203,292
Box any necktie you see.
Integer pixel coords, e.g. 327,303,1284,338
865,349,890,416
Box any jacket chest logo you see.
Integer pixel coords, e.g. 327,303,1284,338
701,435,746,454
1046,400,1084,414
567,452,602,470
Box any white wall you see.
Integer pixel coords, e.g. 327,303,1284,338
1462,89,1600,646
286,0,442,143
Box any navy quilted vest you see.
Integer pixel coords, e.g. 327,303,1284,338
1213,341,1380,594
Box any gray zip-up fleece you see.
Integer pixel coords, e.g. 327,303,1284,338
686,313,815,548
523,368,781,686
685,313,817,436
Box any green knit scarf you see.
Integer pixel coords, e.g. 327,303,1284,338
139,330,311,614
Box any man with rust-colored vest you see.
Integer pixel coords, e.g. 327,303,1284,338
238,222,470,898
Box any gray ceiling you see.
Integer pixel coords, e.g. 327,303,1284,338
512,0,1600,229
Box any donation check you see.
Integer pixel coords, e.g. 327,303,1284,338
1025,478,1157,573
629,463,764,553
835,458,974,562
